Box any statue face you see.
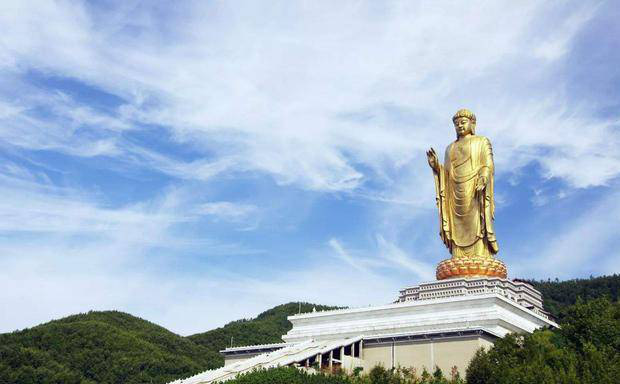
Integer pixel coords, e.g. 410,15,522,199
454,117,473,137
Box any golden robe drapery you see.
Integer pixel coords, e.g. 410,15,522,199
433,135,499,259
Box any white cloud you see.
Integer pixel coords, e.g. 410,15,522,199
486,103,620,189
0,164,267,333
328,236,434,283
0,170,178,239
510,191,620,279
0,0,618,334
197,201,258,228
0,209,402,334
328,238,372,273
0,246,405,335
376,235,434,281
533,5,599,61
0,90,126,157
0,1,614,192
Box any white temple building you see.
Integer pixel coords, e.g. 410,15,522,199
168,277,557,384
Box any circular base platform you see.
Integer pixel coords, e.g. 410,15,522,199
436,257,507,280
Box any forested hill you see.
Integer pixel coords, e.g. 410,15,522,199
0,302,339,384
526,274,620,318
0,310,220,384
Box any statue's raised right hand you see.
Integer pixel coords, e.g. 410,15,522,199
426,148,439,172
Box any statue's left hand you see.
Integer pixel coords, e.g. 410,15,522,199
475,175,488,192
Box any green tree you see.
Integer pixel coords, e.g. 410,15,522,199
466,298,619,384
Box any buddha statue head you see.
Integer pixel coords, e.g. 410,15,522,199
452,109,476,137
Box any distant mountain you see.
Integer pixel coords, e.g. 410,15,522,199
526,274,620,319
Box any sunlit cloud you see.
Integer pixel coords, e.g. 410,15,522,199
0,0,618,334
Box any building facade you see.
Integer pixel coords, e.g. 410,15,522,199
397,277,549,319
170,282,557,384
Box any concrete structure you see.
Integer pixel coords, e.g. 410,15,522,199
170,337,364,384
397,277,550,319
361,330,494,375
168,283,556,384
283,293,553,343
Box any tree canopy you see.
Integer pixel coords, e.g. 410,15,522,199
0,302,339,384
466,298,620,384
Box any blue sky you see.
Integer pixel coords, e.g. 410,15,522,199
1,1,619,335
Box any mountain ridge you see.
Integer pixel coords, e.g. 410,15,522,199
0,302,340,384
2,275,619,383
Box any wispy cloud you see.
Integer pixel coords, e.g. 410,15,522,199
328,238,373,273
198,202,257,220
0,1,615,191
0,162,265,333
376,235,434,281
0,165,177,240
512,191,620,279
0,0,618,335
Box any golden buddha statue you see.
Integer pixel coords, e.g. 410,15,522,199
426,109,507,280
